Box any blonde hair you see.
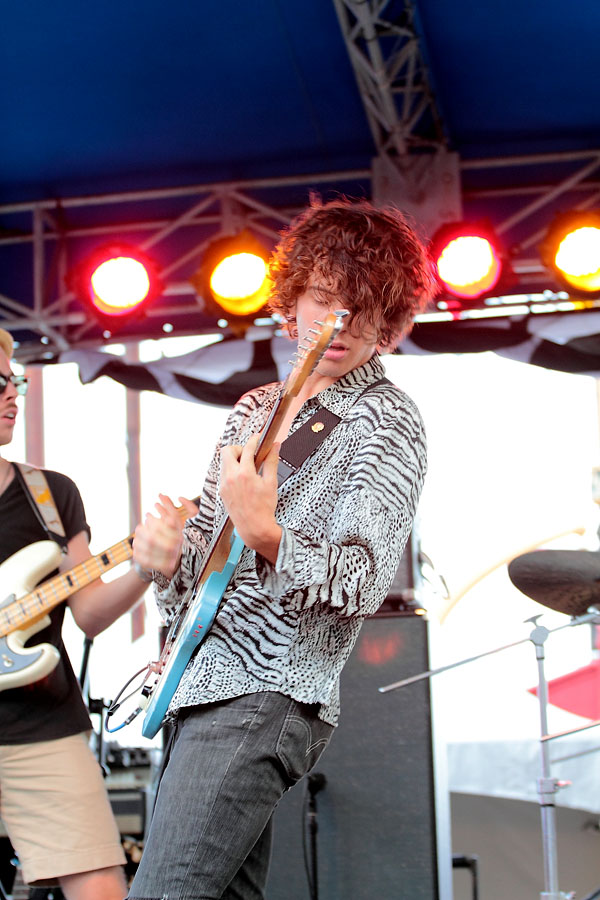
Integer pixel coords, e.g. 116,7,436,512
0,329,13,360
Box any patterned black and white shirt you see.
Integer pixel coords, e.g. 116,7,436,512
155,353,427,726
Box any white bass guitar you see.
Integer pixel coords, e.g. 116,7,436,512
0,535,138,690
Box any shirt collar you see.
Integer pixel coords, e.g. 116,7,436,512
310,353,387,418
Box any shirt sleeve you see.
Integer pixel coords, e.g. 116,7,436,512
45,470,91,543
256,403,427,618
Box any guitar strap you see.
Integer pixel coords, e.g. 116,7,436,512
276,376,390,487
12,461,69,553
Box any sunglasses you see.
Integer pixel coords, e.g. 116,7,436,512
0,373,29,396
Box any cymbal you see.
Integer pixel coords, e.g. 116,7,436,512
507,549,600,616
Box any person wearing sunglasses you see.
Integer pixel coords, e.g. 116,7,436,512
0,328,155,899
0,370,28,396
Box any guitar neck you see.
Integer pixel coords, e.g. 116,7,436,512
253,384,296,469
0,536,135,637
196,387,294,578
189,312,343,587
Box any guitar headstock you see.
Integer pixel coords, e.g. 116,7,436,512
284,310,348,397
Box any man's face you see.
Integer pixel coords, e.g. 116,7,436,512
0,349,20,448
292,274,381,381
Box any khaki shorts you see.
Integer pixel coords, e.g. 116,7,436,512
0,732,126,885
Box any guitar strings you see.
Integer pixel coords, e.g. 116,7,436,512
3,504,197,636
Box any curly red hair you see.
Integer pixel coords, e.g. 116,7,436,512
268,198,436,345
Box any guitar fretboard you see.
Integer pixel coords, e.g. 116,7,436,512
0,536,134,637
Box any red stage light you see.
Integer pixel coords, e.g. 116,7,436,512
69,243,162,325
431,223,503,301
90,256,151,316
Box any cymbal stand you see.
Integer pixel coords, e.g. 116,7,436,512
379,611,600,900
528,618,574,900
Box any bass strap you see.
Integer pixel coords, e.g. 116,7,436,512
12,462,68,553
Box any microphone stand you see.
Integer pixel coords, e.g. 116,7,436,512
79,636,109,777
379,610,600,900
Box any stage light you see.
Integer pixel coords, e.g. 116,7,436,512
541,211,600,296
430,222,503,301
191,230,271,321
210,253,267,313
68,242,162,324
91,256,150,316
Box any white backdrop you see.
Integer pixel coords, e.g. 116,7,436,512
10,342,600,781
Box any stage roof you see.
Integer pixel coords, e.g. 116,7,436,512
3,0,599,198
2,0,599,360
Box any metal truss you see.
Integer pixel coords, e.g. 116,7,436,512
0,170,371,361
332,0,446,157
1,148,599,362
464,149,600,280
1,0,598,362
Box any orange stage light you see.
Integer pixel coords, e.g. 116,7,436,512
541,211,600,296
191,230,270,322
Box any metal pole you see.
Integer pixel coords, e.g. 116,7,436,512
125,340,145,642
528,620,573,900
24,366,44,466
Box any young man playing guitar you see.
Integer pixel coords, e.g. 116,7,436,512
129,198,435,900
0,328,156,900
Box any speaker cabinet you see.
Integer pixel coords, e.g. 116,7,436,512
266,613,451,900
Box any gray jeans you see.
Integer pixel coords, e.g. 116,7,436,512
127,692,333,900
